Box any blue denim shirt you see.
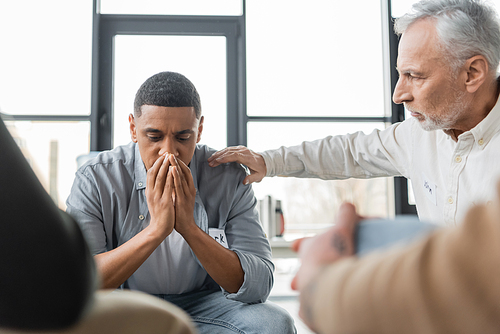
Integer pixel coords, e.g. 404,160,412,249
66,142,274,303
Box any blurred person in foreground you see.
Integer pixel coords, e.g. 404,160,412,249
209,0,500,227
290,180,500,334
0,116,195,334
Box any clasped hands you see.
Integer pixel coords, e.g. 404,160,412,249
145,153,196,238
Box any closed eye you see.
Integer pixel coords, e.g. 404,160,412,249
148,136,162,142
175,129,194,142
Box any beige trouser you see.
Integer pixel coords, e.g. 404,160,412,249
0,290,196,334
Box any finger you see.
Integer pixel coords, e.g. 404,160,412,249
243,173,264,185
216,150,248,165
336,202,362,234
155,154,171,192
207,147,238,163
173,156,194,190
172,165,185,198
291,237,308,253
208,146,248,166
164,166,175,203
169,157,187,197
290,274,299,291
147,154,167,193
332,202,361,256
207,148,227,163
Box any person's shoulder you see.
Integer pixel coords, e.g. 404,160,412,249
194,144,247,177
78,142,136,175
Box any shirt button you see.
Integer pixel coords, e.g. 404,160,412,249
478,139,484,146
138,182,143,187
448,197,454,204
139,215,145,220
455,156,462,163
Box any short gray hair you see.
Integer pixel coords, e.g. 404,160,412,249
394,0,500,73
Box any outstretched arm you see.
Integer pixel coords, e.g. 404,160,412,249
208,146,267,185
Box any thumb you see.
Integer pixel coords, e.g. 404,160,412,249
290,274,298,291
336,202,361,232
291,237,307,253
243,174,261,185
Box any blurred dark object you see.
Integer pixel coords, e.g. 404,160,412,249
0,117,96,330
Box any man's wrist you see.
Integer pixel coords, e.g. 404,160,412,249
175,217,199,239
146,219,173,241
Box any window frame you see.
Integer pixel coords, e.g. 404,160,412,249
90,0,246,150
387,0,417,215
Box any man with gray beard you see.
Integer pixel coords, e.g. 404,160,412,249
209,0,500,227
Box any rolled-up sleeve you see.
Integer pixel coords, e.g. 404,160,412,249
221,172,274,303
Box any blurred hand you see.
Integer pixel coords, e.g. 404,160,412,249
291,202,362,329
208,146,266,185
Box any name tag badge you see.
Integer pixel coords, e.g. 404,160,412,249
422,173,437,206
208,228,228,249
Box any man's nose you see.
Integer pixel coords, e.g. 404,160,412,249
159,139,178,157
392,78,412,105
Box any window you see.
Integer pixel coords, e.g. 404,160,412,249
4,121,90,208
0,1,92,117
100,0,243,16
248,122,392,239
112,35,227,150
246,1,386,118
1,0,425,226
246,0,394,240
0,0,93,210
93,5,245,151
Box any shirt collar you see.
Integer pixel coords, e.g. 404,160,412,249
134,143,147,190
468,93,500,149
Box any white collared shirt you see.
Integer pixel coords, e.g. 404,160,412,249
261,99,500,226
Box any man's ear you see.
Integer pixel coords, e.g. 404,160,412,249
464,55,489,93
196,116,204,143
129,113,138,143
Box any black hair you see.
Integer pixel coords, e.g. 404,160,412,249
134,71,201,118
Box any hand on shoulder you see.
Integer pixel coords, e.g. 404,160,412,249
208,146,266,185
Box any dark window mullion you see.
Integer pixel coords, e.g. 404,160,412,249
93,9,244,150
387,0,417,215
